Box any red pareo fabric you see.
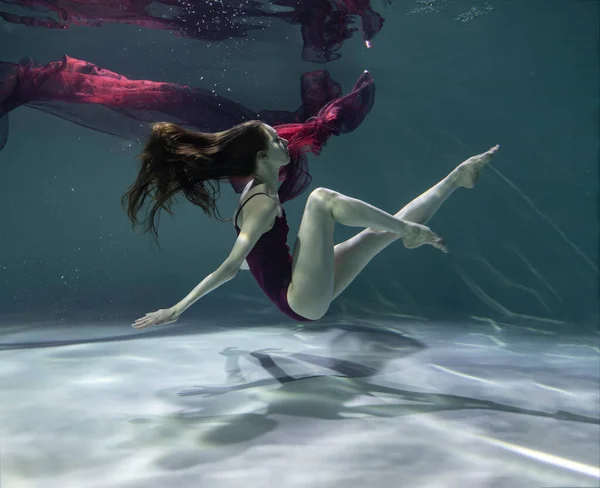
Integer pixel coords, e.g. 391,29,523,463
0,56,375,202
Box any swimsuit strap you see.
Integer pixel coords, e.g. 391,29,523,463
234,192,273,228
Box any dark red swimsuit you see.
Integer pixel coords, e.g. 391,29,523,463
234,193,315,322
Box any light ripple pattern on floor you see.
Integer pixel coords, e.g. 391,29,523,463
1,319,598,488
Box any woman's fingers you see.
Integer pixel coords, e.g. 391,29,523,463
132,312,155,328
132,309,176,329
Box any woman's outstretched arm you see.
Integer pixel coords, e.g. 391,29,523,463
131,264,238,329
131,195,278,329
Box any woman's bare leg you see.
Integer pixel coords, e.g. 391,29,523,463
287,145,499,320
332,145,500,298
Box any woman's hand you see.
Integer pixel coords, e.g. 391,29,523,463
132,307,180,329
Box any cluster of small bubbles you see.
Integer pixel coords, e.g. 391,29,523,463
455,1,494,22
406,0,448,15
407,0,493,21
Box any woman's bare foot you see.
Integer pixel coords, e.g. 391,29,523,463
455,144,500,189
402,221,448,253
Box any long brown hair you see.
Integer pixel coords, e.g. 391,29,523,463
121,120,267,241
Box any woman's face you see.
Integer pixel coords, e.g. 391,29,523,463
261,124,290,165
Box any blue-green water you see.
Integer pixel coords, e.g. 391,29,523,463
0,1,598,487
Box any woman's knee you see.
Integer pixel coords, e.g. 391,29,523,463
308,187,339,213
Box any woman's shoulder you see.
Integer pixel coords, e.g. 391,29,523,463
246,181,270,197
233,181,282,223
243,180,280,204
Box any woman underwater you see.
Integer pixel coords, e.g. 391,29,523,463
0,55,499,325
126,115,499,327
